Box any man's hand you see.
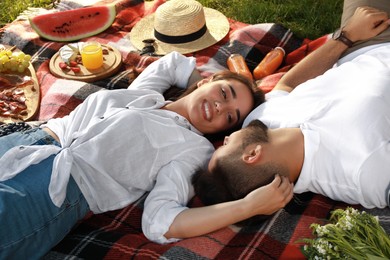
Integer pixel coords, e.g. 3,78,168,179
344,6,390,42
274,5,390,93
243,175,294,216
165,175,293,239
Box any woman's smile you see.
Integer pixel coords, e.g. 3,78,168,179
202,100,212,121
164,75,256,134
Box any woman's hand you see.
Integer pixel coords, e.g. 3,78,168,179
343,6,390,42
243,175,294,216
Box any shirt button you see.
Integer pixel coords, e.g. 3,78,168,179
99,116,104,119
175,116,179,121
19,146,25,150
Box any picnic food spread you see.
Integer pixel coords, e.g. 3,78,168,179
227,54,254,80
0,46,40,124
28,4,117,42
227,48,285,81
253,47,285,80
80,42,104,70
49,43,122,82
0,47,31,73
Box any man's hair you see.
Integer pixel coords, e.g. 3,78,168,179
192,120,289,205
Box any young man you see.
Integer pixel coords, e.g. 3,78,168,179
193,1,390,209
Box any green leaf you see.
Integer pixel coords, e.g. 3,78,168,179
367,254,388,260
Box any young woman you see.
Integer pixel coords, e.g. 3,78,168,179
0,51,293,258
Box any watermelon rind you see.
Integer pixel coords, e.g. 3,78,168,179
29,4,116,42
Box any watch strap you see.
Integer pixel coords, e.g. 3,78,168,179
333,29,354,48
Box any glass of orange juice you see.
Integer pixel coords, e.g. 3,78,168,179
80,42,103,70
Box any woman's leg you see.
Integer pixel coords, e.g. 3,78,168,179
0,155,89,259
0,129,89,259
341,0,390,57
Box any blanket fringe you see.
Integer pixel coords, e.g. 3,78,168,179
16,8,56,21
15,0,101,21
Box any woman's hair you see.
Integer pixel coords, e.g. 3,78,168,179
192,120,289,205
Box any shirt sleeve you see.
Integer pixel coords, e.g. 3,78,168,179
128,51,196,94
265,89,289,100
243,89,290,127
141,145,214,244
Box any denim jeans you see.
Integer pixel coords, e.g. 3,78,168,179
0,128,90,259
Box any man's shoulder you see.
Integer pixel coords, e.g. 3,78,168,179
265,89,290,100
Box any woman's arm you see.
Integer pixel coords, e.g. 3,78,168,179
187,69,203,88
274,6,390,93
165,175,293,239
128,51,197,93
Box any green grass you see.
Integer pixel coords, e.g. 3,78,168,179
0,0,57,28
0,0,343,40
198,0,343,39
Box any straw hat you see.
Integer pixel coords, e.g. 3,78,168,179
130,0,230,55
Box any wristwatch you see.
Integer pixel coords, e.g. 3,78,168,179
332,28,354,48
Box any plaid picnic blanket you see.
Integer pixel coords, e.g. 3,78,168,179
1,0,389,259
0,0,317,122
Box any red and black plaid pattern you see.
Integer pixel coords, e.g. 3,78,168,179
1,0,309,121
44,193,390,259
2,0,388,259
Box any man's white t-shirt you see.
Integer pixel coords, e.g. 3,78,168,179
244,43,390,208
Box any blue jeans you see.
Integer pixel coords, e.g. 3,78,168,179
0,128,90,259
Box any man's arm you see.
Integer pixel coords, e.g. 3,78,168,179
164,175,293,239
274,6,390,93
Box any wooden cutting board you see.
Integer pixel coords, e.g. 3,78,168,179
49,44,122,82
0,46,40,124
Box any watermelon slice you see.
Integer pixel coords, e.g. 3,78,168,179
29,4,116,42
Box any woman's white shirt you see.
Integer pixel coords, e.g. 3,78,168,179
0,52,215,244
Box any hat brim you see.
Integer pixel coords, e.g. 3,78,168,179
129,7,230,55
